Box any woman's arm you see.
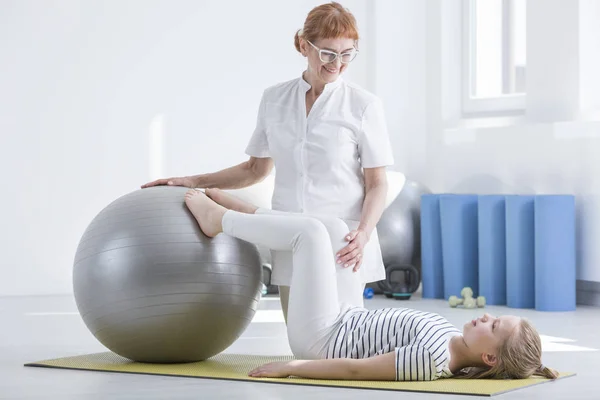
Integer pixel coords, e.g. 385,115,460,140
336,167,388,270
358,167,388,237
191,156,274,189
248,352,396,380
141,157,273,189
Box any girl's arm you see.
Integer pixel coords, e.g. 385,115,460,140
248,352,396,381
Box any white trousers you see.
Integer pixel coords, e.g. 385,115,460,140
256,208,365,309
269,216,386,288
222,209,363,359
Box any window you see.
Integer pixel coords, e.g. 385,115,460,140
462,0,527,114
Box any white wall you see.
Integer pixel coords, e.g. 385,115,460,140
580,0,600,114
0,0,370,296
527,0,580,122
369,0,428,182
423,0,600,283
371,0,600,283
437,122,600,283
4,0,599,296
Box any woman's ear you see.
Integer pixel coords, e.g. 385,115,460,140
300,39,308,57
481,353,497,367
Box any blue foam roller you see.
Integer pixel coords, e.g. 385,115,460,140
420,194,444,299
505,195,535,309
439,195,479,299
534,195,576,311
478,195,507,305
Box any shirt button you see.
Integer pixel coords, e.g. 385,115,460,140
300,172,304,177
300,208,304,212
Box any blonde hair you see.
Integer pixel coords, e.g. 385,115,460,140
459,319,559,380
294,2,359,53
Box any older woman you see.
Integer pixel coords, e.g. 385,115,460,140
142,2,394,320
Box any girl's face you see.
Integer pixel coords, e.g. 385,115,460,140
463,314,521,366
301,37,356,85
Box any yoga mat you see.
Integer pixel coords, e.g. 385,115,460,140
477,196,507,305
439,195,479,299
25,352,574,397
505,195,535,309
420,194,444,299
534,195,576,311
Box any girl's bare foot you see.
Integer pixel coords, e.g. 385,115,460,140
205,188,259,214
184,190,227,237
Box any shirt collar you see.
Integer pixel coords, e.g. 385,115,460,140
299,73,343,93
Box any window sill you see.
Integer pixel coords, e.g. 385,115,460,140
445,114,528,131
442,112,600,145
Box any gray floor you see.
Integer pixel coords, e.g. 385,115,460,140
2,292,599,400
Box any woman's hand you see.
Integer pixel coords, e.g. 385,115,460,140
337,229,369,272
141,176,197,189
248,361,293,378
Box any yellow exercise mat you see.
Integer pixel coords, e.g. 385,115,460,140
25,352,574,396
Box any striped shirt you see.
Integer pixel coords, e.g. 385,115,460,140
325,307,461,381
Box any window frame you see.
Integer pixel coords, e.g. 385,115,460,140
461,0,526,115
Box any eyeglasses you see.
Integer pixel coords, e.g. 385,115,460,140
306,40,359,64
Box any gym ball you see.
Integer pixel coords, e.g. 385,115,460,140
377,178,431,269
73,186,262,363
372,179,430,298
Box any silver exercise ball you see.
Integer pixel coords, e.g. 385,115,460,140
73,186,262,363
377,179,431,268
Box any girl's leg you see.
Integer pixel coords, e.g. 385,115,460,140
220,210,341,359
204,187,365,312
256,208,364,309
188,190,361,355
203,189,295,318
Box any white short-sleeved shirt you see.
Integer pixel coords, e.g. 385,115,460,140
245,76,394,221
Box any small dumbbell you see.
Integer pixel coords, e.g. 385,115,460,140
476,296,486,308
461,287,474,299
464,297,477,309
449,295,463,307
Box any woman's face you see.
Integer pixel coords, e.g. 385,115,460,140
462,313,521,366
301,37,356,85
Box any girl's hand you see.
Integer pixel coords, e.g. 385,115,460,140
248,361,293,378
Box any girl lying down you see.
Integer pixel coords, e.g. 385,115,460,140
184,189,558,382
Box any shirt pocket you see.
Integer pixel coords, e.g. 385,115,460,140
264,102,298,155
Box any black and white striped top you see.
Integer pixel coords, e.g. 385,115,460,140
326,307,461,381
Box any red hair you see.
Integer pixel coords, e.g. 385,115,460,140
294,2,359,52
